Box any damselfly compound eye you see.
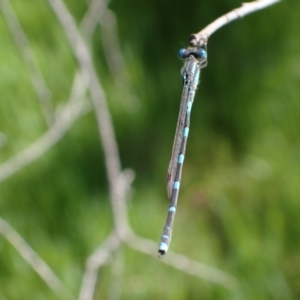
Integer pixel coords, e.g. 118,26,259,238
198,48,207,59
178,48,188,59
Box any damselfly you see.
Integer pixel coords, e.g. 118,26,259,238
158,45,207,258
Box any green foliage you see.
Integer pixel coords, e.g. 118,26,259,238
1,0,300,299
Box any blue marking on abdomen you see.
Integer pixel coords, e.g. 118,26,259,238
184,127,189,137
169,206,176,212
173,181,180,189
178,154,184,164
187,102,192,113
159,242,168,251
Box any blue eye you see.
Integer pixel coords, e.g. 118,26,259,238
178,48,187,59
198,48,207,59
178,48,207,60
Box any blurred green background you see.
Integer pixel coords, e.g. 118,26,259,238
0,0,299,299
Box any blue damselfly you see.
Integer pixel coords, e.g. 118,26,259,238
158,46,207,258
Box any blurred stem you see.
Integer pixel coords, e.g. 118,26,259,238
190,0,281,46
0,217,75,300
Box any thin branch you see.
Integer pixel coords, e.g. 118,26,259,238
107,248,124,300
80,0,110,40
126,233,238,290
99,10,140,113
0,217,75,300
0,0,54,126
78,232,121,300
47,0,130,238
46,4,133,298
0,71,88,184
80,0,140,113
79,169,134,300
190,0,281,46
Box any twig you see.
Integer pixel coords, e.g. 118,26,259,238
78,169,134,300
47,3,132,297
80,0,110,40
126,233,238,290
190,0,281,46
0,0,54,126
80,0,140,113
0,217,75,300
79,232,121,300
47,0,130,238
0,71,88,183
107,247,124,300
99,10,140,113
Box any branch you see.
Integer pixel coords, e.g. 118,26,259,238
0,0,54,126
0,71,88,184
78,169,134,300
190,0,281,46
47,0,130,238
79,232,121,300
0,217,75,300
80,0,110,39
126,233,238,290
107,247,124,300
80,0,140,113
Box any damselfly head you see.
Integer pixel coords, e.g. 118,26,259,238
178,47,207,61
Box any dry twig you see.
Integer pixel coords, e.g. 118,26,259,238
0,71,88,183
47,0,130,238
190,0,281,46
0,217,75,300
80,0,140,112
79,232,121,300
126,232,238,290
